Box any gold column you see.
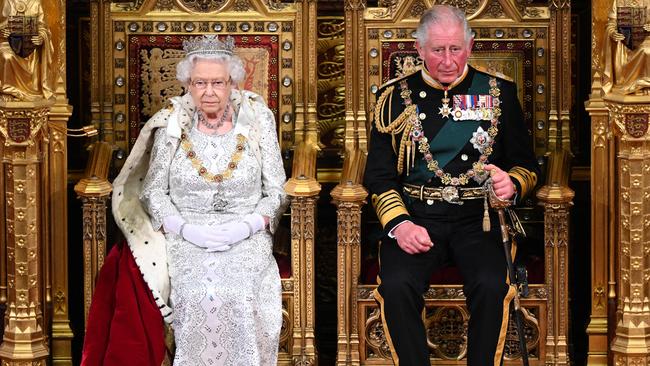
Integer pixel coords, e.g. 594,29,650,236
585,79,612,365
587,0,618,364
48,80,75,366
332,150,366,366
304,0,319,147
294,0,319,146
537,150,574,366
74,142,113,323
606,95,650,366
548,0,572,152
0,100,52,365
343,0,367,154
285,141,321,365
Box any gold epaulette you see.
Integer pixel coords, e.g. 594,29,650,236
373,86,416,134
377,69,417,91
471,64,514,82
373,77,419,176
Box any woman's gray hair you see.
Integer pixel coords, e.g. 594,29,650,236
414,5,473,45
176,53,246,86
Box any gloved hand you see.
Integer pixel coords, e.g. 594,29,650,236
205,213,266,252
182,224,232,251
162,215,231,251
162,215,185,235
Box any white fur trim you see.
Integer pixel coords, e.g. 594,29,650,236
112,108,175,323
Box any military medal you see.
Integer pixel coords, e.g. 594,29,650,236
438,88,451,118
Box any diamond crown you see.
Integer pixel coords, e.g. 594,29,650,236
183,35,235,56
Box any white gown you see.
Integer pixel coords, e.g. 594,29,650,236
140,101,287,365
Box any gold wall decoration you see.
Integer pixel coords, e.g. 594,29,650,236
175,0,229,13
317,17,346,151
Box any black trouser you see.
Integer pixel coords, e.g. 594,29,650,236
375,200,512,366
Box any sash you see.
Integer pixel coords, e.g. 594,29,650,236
428,71,494,169
428,118,481,169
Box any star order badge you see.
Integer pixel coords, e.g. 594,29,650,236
439,102,451,118
470,126,492,153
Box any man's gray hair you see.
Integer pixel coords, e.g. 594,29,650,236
414,5,473,45
176,53,246,86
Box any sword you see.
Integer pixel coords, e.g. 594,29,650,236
486,180,538,366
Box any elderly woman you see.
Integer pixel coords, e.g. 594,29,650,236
83,34,287,366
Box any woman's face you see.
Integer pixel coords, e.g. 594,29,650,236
188,59,232,117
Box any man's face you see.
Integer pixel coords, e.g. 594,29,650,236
416,20,473,84
189,59,232,117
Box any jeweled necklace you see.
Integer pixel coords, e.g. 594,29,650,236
179,129,246,183
198,103,230,129
400,76,502,186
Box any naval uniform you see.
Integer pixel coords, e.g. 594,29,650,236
363,65,539,366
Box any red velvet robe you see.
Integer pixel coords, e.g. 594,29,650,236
81,242,166,366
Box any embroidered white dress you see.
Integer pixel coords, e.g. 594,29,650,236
139,94,287,365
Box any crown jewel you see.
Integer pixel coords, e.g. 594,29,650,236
183,35,235,56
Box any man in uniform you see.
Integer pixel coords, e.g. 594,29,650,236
363,5,539,366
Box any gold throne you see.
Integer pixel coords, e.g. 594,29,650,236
76,0,320,364
334,0,574,364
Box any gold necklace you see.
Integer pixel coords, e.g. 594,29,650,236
179,130,246,183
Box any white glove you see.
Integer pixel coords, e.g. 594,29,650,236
162,215,231,251
205,213,266,252
162,215,185,235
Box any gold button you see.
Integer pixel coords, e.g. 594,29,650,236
461,154,468,161
419,112,426,120
419,91,427,98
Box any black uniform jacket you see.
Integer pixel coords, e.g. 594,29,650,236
364,66,540,235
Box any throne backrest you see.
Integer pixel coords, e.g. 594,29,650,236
104,1,301,156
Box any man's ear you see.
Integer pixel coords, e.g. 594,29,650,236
415,40,423,56
468,37,475,51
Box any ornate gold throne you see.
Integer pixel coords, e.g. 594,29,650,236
333,0,574,365
76,0,321,364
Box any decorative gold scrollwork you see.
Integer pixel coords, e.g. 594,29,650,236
365,308,393,359
425,306,469,360
175,0,228,13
